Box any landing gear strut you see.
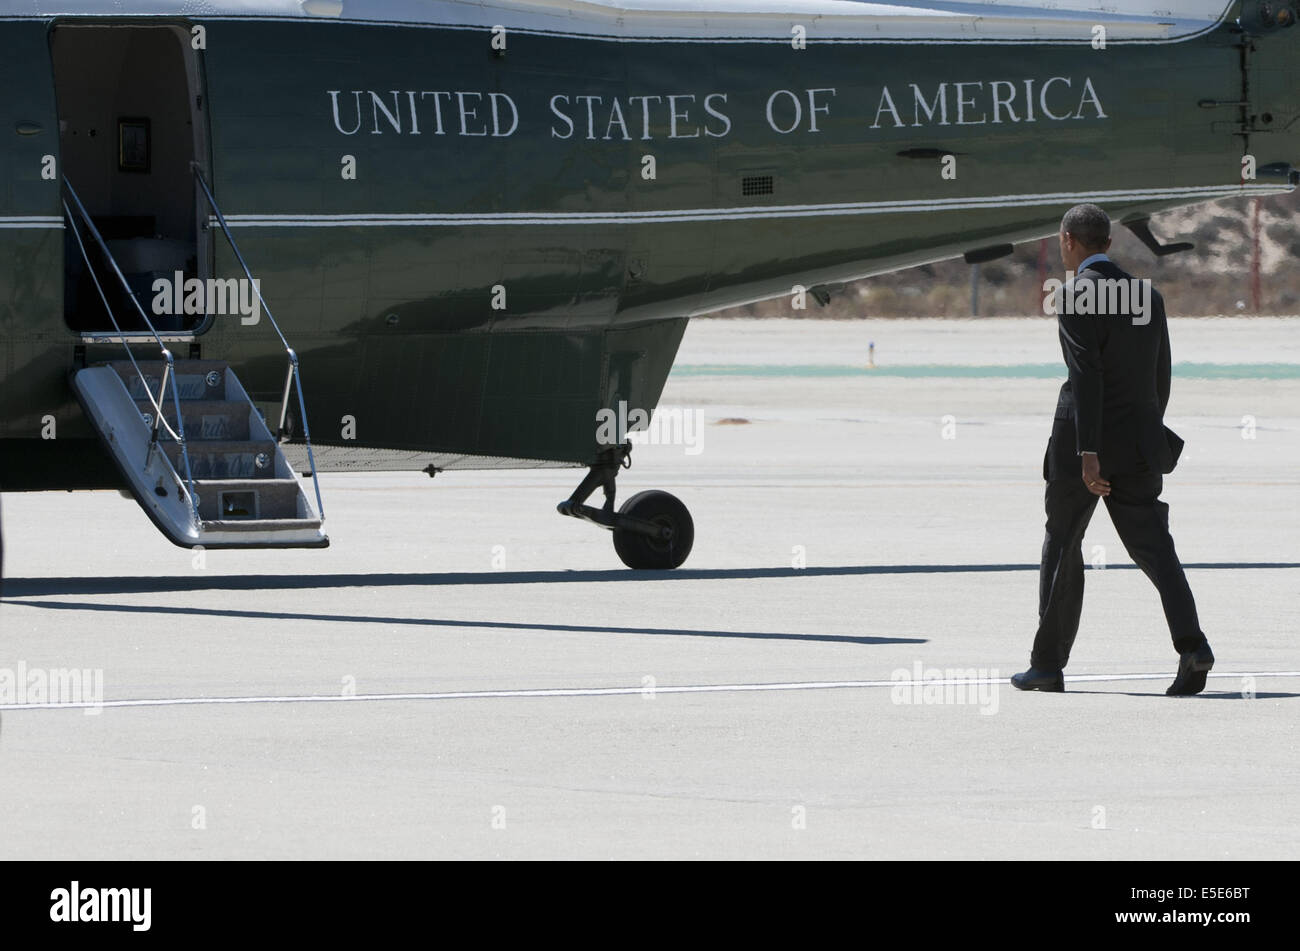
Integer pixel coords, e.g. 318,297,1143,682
557,444,694,569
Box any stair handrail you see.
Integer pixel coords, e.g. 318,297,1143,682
192,167,324,521
62,178,201,528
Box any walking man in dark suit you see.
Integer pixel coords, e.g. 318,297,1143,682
1012,203,1215,696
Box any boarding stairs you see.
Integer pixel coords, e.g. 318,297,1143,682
63,173,327,550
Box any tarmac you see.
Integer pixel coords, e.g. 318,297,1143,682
1,316,1297,859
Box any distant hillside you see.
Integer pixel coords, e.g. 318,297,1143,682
711,193,1300,319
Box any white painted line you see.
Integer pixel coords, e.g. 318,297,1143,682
217,184,1293,229
0,217,64,230
2,671,1296,713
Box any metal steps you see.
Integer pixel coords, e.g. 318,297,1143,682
134,398,252,441
63,173,325,552
73,359,327,549
162,440,278,479
115,359,231,400
192,478,301,521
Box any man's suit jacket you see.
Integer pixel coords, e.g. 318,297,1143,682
1044,259,1179,481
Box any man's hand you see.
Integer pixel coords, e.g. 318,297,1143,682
1081,452,1110,497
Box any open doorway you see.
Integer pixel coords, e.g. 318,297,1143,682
52,23,209,334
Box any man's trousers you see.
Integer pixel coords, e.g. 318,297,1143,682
1031,469,1208,671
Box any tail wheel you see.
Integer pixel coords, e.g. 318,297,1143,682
612,490,693,570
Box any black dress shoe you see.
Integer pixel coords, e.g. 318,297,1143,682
1167,643,1215,696
1011,667,1065,692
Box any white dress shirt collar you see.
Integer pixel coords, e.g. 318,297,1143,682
1077,252,1110,274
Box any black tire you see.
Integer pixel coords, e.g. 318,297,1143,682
612,490,694,570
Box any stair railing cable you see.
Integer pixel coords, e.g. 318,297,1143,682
192,167,325,522
62,177,201,528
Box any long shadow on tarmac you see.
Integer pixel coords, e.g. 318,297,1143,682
5,561,1298,597
3,599,923,647
1069,689,1300,700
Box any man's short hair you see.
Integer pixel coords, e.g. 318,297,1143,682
1061,203,1111,251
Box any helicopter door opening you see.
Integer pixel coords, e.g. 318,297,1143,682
52,23,209,335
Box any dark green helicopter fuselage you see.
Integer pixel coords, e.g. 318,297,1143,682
1,4,1296,490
